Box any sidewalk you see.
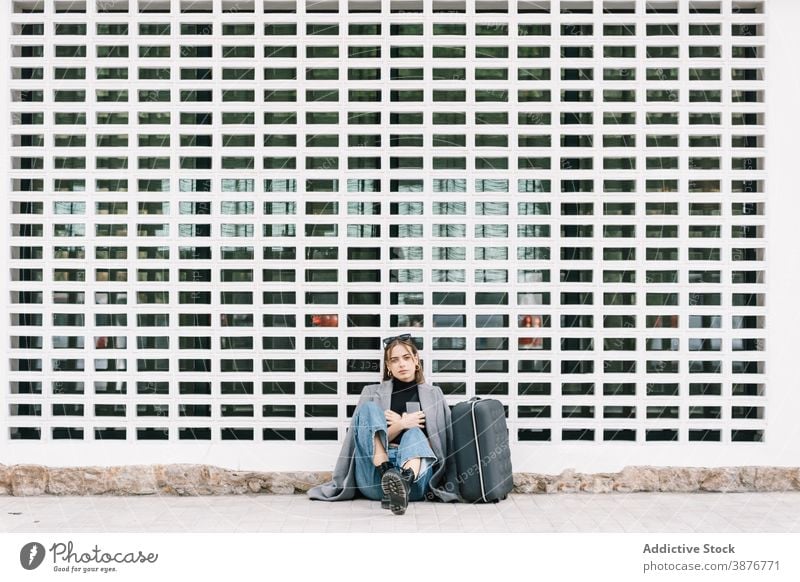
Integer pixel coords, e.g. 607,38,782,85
2,492,799,533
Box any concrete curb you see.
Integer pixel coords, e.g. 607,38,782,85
2,464,799,496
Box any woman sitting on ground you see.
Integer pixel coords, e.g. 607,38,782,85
308,333,462,514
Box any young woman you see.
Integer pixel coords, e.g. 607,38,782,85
308,334,462,514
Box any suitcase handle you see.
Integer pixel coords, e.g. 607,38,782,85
468,399,488,502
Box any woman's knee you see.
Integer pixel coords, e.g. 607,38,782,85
353,400,383,423
355,400,382,416
399,427,427,444
351,401,387,447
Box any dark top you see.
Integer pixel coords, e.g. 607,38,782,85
389,377,426,444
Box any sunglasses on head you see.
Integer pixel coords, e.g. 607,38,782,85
382,333,412,347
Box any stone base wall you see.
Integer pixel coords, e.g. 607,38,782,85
2,464,800,496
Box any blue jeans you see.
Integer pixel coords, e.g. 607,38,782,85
352,401,437,502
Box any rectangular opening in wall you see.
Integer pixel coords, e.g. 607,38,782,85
262,381,296,395
13,0,44,13
476,1,508,13
53,427,84,440
10,382,43,395
689,1,721,14
349,0,381,12
561,1,593,13
603,1,635,13
517,0,550,12
433,0,465,12
263,428,296,440
731,429,764,442
55,0,86,12
264,0,297,12
731,1,764,13
95,428,126,440
10,427,41,440
562,429,594,441
305,427,338,441
138,0,170,12
391,0,423,13
645,429,679,441
223,0,254,11
475,382,509,395
731,406,764,420
307,0,339,12
97,0,128,12
221,428,254,440
688,429,720,442
437,382,467,395
180,0,212,12
645,1,678,14
518,405,551,418
732,383,765,396
179,428,211,440
604,429,636,441
518,428,551,441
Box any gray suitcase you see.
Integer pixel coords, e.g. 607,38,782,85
451,397,513,502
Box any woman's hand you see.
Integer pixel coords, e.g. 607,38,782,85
385,410,402,428
385,409,425,430
400,411,425,430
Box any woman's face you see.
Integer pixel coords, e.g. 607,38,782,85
386,343,418,382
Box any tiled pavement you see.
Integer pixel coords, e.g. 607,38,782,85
2,492,799,533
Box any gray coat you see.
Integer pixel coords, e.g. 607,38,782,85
307,379,463,503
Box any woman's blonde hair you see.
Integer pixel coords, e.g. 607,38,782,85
382,337,425,383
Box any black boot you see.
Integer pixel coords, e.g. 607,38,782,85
381,467,415,515
376,462,393,509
